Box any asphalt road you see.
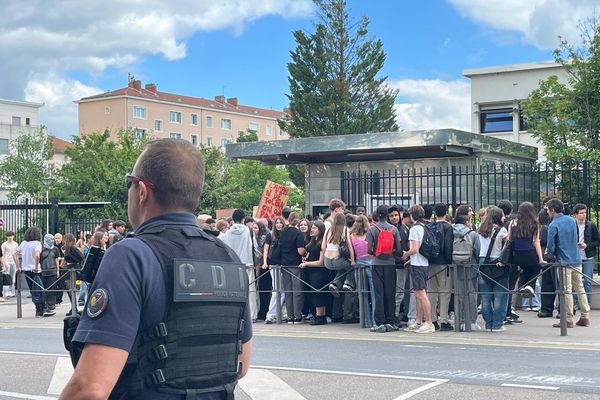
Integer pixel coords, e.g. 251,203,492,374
1,325,600,399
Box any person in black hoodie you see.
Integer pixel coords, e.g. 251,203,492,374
426,203,455,331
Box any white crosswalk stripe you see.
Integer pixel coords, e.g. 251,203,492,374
237,368,307,400
47,357,74,395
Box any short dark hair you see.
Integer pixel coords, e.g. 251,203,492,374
408,205,424,222
497,200,513,216
282,207,292,219
6,231,15,237
113,220,126,228
572,203,587,215
433,203,448,218
24,227,41,242
345,213,356,228
101,219,112,229
232,209,246,223
329,198,346,212
546,198,564,214
376,204,389,219
206,218,216,224
422,204,433,220
135,138,205,211
455,214,470,225
455,204,472,217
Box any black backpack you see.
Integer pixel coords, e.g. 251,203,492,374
418,223,441,260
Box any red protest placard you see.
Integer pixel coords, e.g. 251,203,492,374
255,180,290,219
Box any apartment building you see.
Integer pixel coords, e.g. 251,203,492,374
463,61,570,160
0,98,44,158
77,78,288,146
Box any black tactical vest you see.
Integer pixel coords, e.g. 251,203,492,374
111,224,249,399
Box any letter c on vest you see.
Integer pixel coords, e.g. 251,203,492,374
179,263,196,289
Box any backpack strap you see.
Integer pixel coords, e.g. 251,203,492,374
484,228,500,264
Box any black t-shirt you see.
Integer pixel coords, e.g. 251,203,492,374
278,226,305,266
305,240,321,262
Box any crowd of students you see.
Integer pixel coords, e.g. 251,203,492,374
207,196,596,333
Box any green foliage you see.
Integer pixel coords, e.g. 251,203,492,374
236,130,259,143
198,146,304,215
280,0,398,138
522,19,600,162
0,128,53,201
54,130,146,220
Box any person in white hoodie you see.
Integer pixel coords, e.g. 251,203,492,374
222,209,258,321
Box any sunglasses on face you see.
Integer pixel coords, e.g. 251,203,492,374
125,173,156,190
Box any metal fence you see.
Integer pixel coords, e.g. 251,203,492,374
341,161,600,222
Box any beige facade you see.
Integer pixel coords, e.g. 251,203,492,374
463,61,570,160
77,79,288,146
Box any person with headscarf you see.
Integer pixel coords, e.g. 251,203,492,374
40,233,61,317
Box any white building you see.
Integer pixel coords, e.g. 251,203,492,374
0,98,44,157
463,61,570,160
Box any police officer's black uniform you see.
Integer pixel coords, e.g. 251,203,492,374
68,213,252,400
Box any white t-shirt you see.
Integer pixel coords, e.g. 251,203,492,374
577,222,587,259
409,224,429,267
2,240,18,265
17,240,41,271
478,227,508,259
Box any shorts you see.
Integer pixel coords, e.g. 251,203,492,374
411,265,428,291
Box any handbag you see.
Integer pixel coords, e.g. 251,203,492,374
480,228,506,282
338,228,351,260
2,273,12,286
498,239,513,266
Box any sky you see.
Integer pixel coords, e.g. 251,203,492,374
1,0,597,140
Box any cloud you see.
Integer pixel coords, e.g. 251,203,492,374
24,76,101,139
390,79,471,132
1,0,314,138
448,0,598,49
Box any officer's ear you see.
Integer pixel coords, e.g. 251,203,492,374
137,181,153,204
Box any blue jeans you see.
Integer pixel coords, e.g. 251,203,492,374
479,257,509,329
356,258,375,327
78,282,89,306
581,258,593,305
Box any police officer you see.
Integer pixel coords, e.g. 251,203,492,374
60,139,252,400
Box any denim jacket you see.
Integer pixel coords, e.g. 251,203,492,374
547,214,582,266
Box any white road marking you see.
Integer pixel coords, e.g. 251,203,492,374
0,391,57,400
0,350,67,357
238,368,307,399
501,383,560,391
392,380,447,400
253,364,446,382
47,357,74,395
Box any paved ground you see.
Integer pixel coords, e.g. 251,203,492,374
2,295,600,399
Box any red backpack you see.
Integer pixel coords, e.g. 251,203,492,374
374,224,394,256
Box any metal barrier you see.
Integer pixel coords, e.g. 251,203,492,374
15,267,80,318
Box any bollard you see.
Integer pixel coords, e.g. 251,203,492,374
556,263,567,337
357,265,365,328
275,266,283,325
16,270,22,319
69,268,78,316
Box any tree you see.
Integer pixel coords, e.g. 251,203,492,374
0,128,53,201
54,130,146,220
522,18,600,162
280,0,398,138
236,130,259,143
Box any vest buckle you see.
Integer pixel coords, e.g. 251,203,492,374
153,344,169,360
150,369,166,385
153,322,168,338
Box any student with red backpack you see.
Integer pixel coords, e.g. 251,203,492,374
367,205,402,333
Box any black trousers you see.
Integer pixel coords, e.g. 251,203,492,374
42,274,58,310
540,264,557,313
372,265,397,326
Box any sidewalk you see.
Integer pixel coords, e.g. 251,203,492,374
2,294,600,351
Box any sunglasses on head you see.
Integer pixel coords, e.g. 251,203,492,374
125,173,156,190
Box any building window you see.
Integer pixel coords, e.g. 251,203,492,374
105,106,111,115
191,114,198,125
133,128,147,139
133,106,146,119
154,119,162,132
221,138,231,146
206,115,213,127
169,111,182,124
518,113,529,132
0,138,8,154
480,109,513,133
278,127,284,136
266,125,272,136
191,134,198,145
249,122,259,132
206,136,213,146
11,116,21,126
221,118,232,130
25,118,31,126
170,132,182,139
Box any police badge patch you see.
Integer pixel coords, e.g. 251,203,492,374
87,288,109,318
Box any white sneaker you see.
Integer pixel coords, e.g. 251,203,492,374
491,326,506,332
415,322,435,334
470,322,482,331
0,297,5,302
403,323,420,332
